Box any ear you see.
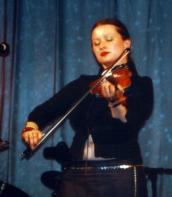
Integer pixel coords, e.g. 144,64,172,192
124,39,131,49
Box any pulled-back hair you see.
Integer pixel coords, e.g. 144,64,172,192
91,18,130,40
92,18,138,75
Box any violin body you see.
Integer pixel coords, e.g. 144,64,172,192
90,65,132,106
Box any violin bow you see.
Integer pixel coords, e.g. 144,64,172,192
20,48,130,159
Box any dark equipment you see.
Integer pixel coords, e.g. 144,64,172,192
0,42,9,57
0,180,30,197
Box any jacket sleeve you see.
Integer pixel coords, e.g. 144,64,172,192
125,76,154,131
27,77,85,130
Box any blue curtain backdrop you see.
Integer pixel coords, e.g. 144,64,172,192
0,0,172,196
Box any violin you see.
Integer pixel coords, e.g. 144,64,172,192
89,64,132,106
20,49,131,159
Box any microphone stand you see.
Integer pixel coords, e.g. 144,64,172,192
20,49,130,160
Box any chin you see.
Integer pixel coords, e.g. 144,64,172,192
100,58,117,66
102,61,115,68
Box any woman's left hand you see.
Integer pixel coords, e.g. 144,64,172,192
99,79,116,101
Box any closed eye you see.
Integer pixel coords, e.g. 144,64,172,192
105,36,113,42
93,39,101,46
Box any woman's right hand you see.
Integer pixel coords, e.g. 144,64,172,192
21,122,44,150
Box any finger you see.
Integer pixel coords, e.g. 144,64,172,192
38,132,44,138
28,133,35,148
109,84,115,97
104,83,115,98
32,132,39,146
30,131,44,148
102,82,110,98
117,84,124,92
22,132,30,144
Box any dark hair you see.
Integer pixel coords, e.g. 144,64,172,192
92,18,138,75
91,18,130,40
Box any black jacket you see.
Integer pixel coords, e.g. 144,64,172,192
28,72,153,163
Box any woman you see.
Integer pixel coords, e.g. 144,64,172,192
22,18,153,197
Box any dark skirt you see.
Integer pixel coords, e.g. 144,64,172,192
58,159,148,197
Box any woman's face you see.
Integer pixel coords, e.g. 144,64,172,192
91,24,131,69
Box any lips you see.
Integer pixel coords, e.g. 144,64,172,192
100,51,110,57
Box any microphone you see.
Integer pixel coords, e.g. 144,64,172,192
0,42,10,56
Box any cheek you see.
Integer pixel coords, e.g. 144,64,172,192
110,45,117,52
92,46,99,57
92,45,96,53
110,41,125,53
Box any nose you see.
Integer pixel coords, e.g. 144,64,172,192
99,40,106,50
